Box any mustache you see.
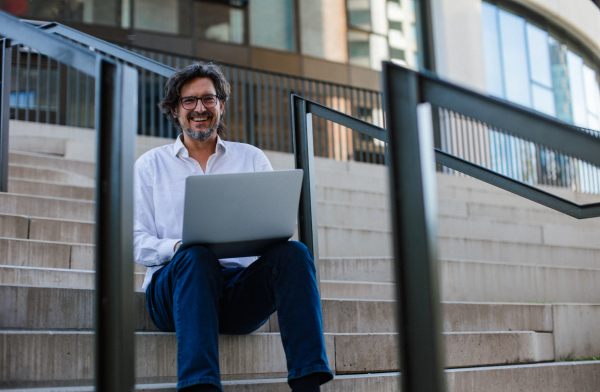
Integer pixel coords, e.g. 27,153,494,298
188,111,213,119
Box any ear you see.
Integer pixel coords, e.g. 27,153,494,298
171,108,178,118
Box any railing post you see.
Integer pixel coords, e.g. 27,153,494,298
382,63,445,392
94,57,137,392
0,38,11,193
291,95,321,291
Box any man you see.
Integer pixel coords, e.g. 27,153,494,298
133,62,333,392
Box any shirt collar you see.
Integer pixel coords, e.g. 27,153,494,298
173,133,227,158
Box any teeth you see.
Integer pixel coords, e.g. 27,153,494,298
191,117,208,121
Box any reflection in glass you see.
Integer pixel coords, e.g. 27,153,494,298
481,2,503,98
567,51,587,127
526,24,552,87
583,65,600,116
548,37,572,123
134,0,180,34
499,10,530,107
531,84,556,116
348,0,371,30
348,30,371,68
250,0,295,51
195,1,245,44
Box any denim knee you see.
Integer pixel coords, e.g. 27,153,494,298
267,241,316,275
172,245,221,276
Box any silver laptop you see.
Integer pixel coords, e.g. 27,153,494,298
181,169,303,259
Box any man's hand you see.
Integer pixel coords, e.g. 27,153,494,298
174,241,181,251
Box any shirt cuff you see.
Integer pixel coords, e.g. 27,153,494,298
158,238,181,262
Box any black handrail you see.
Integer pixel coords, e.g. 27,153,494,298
37,22,176,78
292,62,600,392
0,11,136,392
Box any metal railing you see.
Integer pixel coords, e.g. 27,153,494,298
292,62,600,392
6,22,386,165
0,11,137,391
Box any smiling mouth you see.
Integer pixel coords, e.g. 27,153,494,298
189,112,212,122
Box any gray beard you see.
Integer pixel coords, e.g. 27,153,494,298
183,126,215,142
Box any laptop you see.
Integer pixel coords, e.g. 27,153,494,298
180,169,304,259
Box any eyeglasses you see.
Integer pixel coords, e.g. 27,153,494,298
179,94,219,110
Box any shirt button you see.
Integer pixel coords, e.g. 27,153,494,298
193,161,199,166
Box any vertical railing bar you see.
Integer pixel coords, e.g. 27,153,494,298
331,83,337,160
292,95,321,291
94,57,136,392
46,56,51,124
158,53,165,138
65,65,72,126
382,63,445,392
248,70,255,146
84,73,91,128
25,48,31,121
55,60,61,125
270,74,276,151
348,86,355,162
318,82,326,157
15,45,21,121
281,75,288,152
150,53,156,137
265,73,271,150
307,80,316,155
35,51,41,123
241,69,247,143
224,66,231,140
0,39,12,193
232,67,239,142
257,72,263,149
75,68,81,127
140,55,147,136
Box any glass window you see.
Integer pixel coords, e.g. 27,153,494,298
347,0,418,70
194,1,245,44
567,51,587,127
348,0,372,30
526,24,552,88
481,2,503,98
548,37,572,123
531,84,555,116
481,2,600,130
348,30,371,68
498,10,531,107
134,0,180,34
250,0,295,51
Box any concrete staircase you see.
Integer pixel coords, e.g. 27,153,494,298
1,120,600,391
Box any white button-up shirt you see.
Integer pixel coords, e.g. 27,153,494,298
133,134,273,290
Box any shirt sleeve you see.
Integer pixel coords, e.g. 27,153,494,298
255,150,273,172
133,158,180,267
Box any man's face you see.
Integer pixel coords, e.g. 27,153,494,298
174,77,224,142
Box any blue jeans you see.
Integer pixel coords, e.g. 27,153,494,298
145,241,333,391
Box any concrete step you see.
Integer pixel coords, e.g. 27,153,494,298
9,151,96,178
7,179,95,200
0,373,401,391
0,330,554,388
0,214,95,244
0,193,94,221
440,258,600,303
5,203,600,256
324,259,600,303
0,237,94,270
445,361,600,392
0,284,556,334
8,164,95,187
4,361,600,391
